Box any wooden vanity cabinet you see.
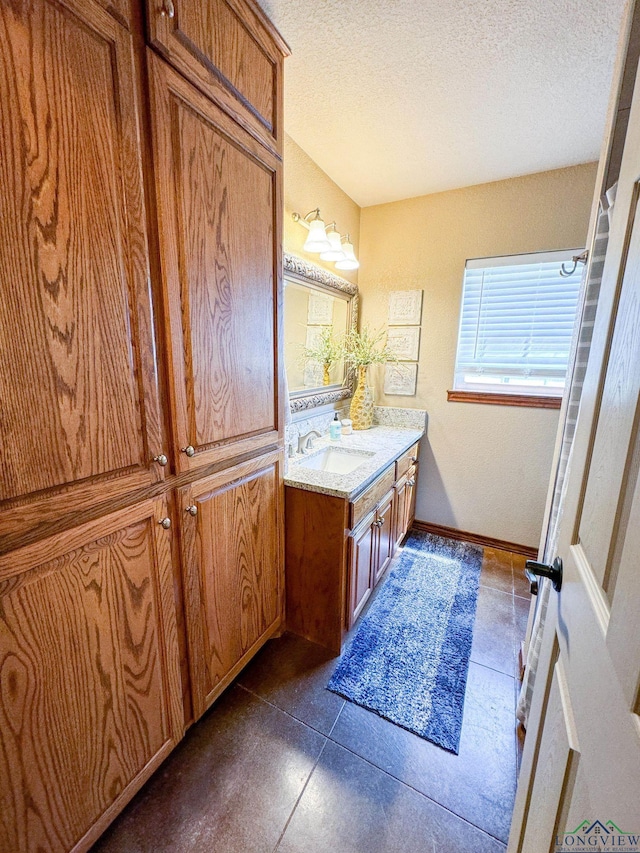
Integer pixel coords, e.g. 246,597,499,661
146,0,287,154
0,499,183,853
177,451,284,719
286,442,421,652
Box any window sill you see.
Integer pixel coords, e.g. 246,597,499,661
447,390,562,409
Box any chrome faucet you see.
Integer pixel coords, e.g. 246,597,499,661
297,429,322,454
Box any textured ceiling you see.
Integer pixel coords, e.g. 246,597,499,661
257,0,626,207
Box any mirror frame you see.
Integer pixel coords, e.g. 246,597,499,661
284,252,359,414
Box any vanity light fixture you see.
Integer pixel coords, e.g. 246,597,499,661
335,235,360,270
292,209,332,253
292,210,360,270
319,223,346,261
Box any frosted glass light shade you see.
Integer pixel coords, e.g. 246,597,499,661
335,238,359,270
320,228,346,261
304,218,331,253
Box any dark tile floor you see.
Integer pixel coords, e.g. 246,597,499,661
93,542,531,853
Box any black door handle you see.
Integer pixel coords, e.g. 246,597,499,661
524,557,563,595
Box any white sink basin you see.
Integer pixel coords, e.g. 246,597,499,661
297,447,374,475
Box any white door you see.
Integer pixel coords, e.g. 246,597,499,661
508,54,640,853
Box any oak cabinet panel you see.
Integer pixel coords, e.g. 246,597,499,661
0,499,183,853
394,464,418,548
148,53,282,475
348,510,376,627
178,451,284,719
0,0,163,549
373,489,395,587
146,0,286,152
95,0,131,26
348,490,396,629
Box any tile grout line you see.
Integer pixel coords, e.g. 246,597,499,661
237,682,509,846
271,738,329,853
322,732,510,848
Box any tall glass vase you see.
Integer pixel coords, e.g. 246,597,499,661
350,365,374,430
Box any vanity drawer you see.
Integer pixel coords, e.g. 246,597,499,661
396,443,420,480
350,465,396,529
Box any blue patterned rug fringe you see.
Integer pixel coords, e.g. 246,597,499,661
327,531,482,753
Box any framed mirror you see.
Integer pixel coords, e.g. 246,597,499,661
284,253,359,413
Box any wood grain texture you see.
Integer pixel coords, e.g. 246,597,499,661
95,0,131,27
350,465,395,529
373,489,395,587
348,511,376,628
285,486,350,654
412,520,538,557
447,390,562,409
0,0,163,522
179,451,284,719
147,52,281,475
395,442,420,480
0,498,183,853
146,0,287,154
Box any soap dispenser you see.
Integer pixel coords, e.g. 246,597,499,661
329,413,342,440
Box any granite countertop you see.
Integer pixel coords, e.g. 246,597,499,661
285,425,424,501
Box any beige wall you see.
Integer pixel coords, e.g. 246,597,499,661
358,163,597,548
284,135,361,284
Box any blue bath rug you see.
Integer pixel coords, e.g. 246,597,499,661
328,531,483,753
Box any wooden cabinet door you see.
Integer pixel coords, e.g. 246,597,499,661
394,466,417,548
394,476,409,548
373,490,394,587
0,0,164,551
146,0,286,154
406,465,418,531
148,53,282,476
348,511,376,628
0,498,183,853
178,451,284,719
94,0,131,27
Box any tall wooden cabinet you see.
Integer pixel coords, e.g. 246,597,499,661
0,0,165,552
147,52,282,473
0,0,288,849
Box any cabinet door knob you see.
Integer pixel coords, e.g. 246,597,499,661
181,445,195,457
153,453,168,467
158,517,171,529
407,478,416,487
375,518,384,527
160,0,175,17
186,505,198,516
410,456,418,463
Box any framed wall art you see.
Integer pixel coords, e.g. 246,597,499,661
388,290,423,325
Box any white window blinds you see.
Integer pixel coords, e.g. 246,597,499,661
453,250,584,396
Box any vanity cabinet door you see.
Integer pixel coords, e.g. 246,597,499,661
394,475,409,548
373,490,395,587
0,498,183,853
147,53,282,476
0,0,164,551
178,451,284,719
146,0,285,153
348,510,376,628
406,464,418,531
394,465,418,547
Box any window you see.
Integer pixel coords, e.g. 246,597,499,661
451,249,584,406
